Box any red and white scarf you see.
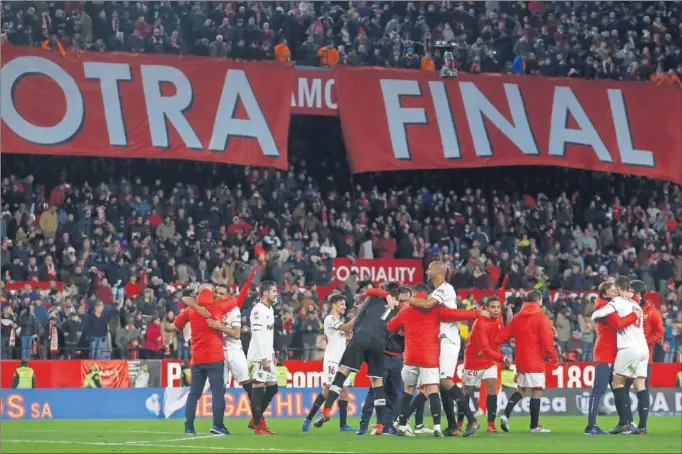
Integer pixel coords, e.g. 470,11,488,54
49,320,59,353
8,325,16,347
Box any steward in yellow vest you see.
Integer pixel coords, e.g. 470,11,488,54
12,360,36,389
83,363,103,388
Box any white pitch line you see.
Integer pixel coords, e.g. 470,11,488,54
3,439,361,454
132,442,361,453
17,429,180,435
124,434,218,445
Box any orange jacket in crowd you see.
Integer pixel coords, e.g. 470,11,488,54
494,302,559,373
421,56,436,72
274,42,291,62
41,38,66,58
650,71,682,87
317,46,339,68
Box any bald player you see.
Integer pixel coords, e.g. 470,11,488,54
402,261,478,437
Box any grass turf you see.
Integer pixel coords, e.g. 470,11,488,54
2,417,681,453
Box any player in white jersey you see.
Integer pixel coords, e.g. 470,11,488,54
403,261,479,437
591,276,649,434
302,293,355,432
203,285,252,393
246,281,279,436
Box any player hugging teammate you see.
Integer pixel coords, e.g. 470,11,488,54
591,276,652,435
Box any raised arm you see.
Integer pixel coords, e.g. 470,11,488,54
236,267,258,308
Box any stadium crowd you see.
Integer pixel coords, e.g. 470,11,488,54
1,133,682,364
1,1,681,82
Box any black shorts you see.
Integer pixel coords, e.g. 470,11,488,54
339,336,384,378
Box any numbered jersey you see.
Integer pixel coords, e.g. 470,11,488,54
431,282,459,344
323,314,346,364
247,302,275,362
597,297,647,350
222,307,243,351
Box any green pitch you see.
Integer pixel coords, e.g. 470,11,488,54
2,417,681,453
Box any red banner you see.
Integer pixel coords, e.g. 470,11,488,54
333,66,682,183
291,68,337,116
1,45,292,169
2,359,678,388
331,258,423,286
80,360,130,388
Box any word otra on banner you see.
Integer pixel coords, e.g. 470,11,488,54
1,359,680,389
1,44,292,168
3,45,681,183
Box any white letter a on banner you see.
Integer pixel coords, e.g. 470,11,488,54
209,70,280,157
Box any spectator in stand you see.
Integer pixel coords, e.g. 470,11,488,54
161,311,178,358
1,305,17,359
61,311,82,359
578,314,595,362
143,314,163,359
82,301,108,359
116,317,141,360
301,309,321,361
17,304,41,360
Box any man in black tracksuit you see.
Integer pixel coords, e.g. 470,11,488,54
357,286,411,434
313,282,402,434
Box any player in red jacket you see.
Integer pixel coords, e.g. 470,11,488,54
623,280,665,434
174,284,238,435
463,297,511,433
494,290,559,433
388,288,486,438
584,281,639,435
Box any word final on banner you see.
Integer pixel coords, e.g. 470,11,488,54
0,44,293,168
333,66,682,183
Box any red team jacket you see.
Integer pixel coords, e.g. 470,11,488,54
636,297,665,365
592,297,639,364
387,304,478,368
174,288,238,365
464,315,505,371
495,302,559,374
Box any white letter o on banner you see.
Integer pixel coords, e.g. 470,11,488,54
1,56,84,145
335,266,350,282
